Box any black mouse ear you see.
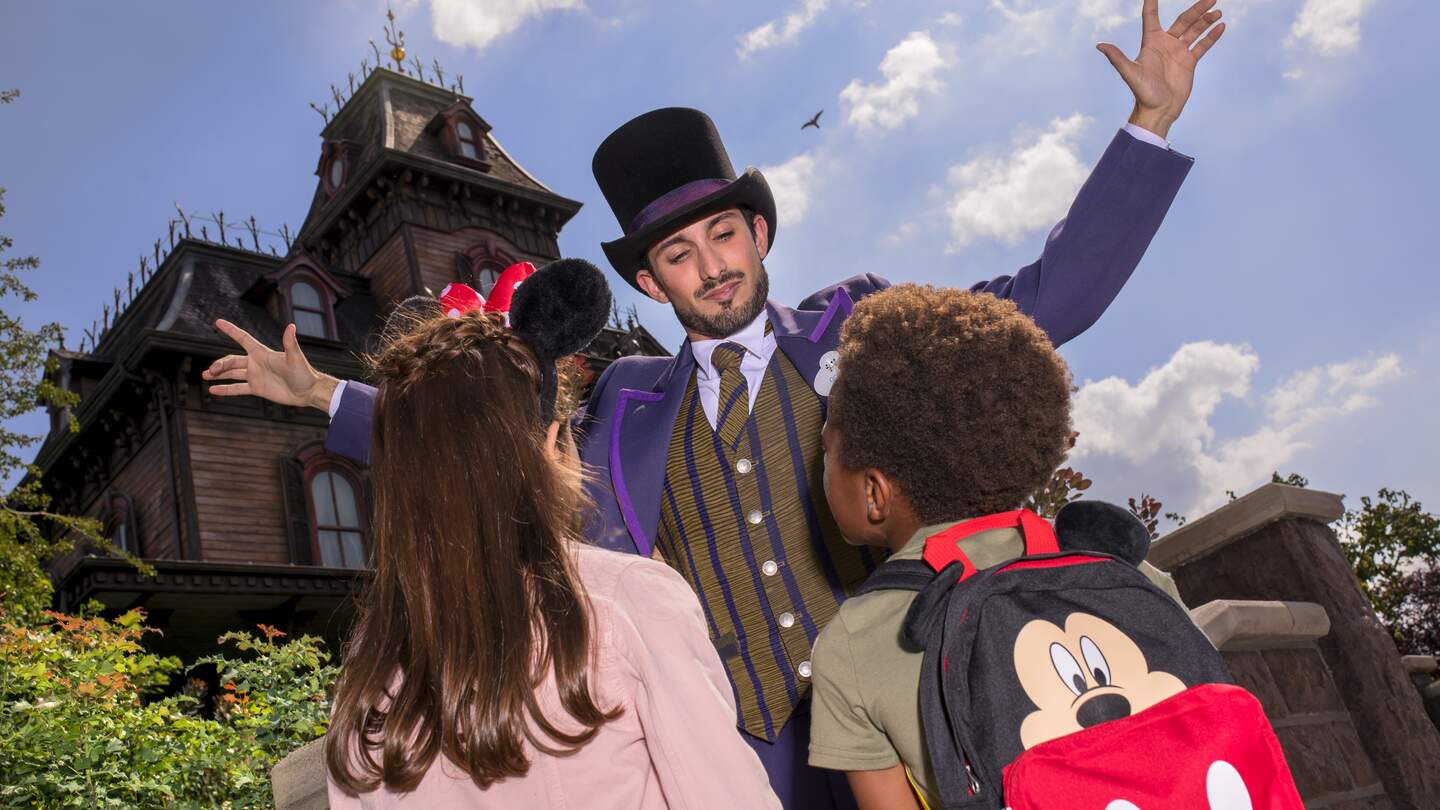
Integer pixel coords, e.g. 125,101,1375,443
1053,500,1151,567
509,258,613,361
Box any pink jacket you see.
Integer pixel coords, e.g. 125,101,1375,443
327,544,781,809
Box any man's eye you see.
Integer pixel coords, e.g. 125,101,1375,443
715,230,734,241
666,251,689,264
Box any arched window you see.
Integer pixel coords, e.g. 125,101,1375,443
104,493,138,556
474,261,504,297
454,121,482,161
307,465,367,569
458,239,519,298
285,275,335,339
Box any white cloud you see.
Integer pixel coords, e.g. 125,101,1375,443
759,151,820,226
936,12,964,27
1287,0,1377,55
942,113,1093,251
840,30,953,133
983,0,1058,57
1070,342,1403,516
1283,68,1306,80
1077,0,1128,31
737,0,832,59
424,0,586,52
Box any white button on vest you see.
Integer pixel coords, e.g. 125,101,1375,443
778,612,795,628
747,509,763,525
798,661,812,678
736,458,753,474
761,560,778,576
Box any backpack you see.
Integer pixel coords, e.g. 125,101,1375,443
856,502,1303,810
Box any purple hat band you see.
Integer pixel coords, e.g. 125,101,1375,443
628,178,732,233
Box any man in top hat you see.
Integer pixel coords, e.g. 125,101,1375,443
203,3,1224,805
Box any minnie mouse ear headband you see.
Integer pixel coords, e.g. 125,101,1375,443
425,259,612,424
438,261,538,318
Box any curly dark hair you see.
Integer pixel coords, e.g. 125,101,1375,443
828,285,1073,524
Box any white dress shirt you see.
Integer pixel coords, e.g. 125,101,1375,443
328,122,1170,422
689,310,776,430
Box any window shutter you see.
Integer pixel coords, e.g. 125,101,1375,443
280,457,314,565
124,501,141,557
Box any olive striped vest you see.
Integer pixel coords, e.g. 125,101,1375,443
655,350,878,742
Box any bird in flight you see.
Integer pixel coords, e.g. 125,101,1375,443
801,110,823,130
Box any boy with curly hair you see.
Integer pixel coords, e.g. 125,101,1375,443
807,285,1179,810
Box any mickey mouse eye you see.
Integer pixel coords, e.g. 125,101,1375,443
1050,642,1087,697
1080,636,1111,687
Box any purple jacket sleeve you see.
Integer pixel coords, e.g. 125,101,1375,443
323,381,377,465
967,128,1193,347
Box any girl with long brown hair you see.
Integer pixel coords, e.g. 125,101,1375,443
325,261,779,808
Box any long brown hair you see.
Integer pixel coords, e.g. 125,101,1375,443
327,311,618,793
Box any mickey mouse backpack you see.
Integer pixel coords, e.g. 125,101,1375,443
855,501,1303,810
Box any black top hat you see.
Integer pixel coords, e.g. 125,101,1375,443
592,107,777,291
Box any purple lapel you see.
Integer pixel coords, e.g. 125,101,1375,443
769,286,854,392
607,288,854,556
609,341,695,557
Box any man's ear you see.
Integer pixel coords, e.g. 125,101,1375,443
865,467,896,524
634,268,671,304
751,212,770,260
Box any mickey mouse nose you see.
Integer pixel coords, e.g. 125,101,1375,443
1076,693,1132,728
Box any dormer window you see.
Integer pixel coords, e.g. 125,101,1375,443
428,103,492,170
455,122,482,161
244,255,349,343
289,278,332,338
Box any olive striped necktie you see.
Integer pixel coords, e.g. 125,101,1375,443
711,342,749,447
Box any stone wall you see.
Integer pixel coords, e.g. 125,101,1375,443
1153,484,1440,810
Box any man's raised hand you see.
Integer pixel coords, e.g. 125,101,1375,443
1098,0,1227,140
203,319,339,412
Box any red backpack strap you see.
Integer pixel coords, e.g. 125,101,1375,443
922,509,1059,577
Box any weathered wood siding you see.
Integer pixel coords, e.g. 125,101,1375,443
185,410,326,565
356,230,415,307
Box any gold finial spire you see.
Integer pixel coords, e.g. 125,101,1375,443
384,6,406,69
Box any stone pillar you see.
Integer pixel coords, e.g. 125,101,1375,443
272,736,328,810
1151,484,1440,810
1192,599,1389,808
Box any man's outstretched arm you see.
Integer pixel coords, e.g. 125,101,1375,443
202,319,373,463
970,0,1225,346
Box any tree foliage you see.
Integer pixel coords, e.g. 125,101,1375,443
1335,487,1440,640
1025,432,1092,518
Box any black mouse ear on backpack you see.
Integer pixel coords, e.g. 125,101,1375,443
1053,500,1151,567
508,258,613,423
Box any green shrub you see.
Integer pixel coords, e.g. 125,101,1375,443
0,609,338,808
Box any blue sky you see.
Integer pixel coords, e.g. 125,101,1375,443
2,0,1435,524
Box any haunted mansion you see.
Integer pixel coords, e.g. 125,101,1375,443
32,60,665,658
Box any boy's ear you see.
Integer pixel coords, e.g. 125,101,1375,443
864,467,895,524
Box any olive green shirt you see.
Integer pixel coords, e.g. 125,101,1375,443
807,522,1184,807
